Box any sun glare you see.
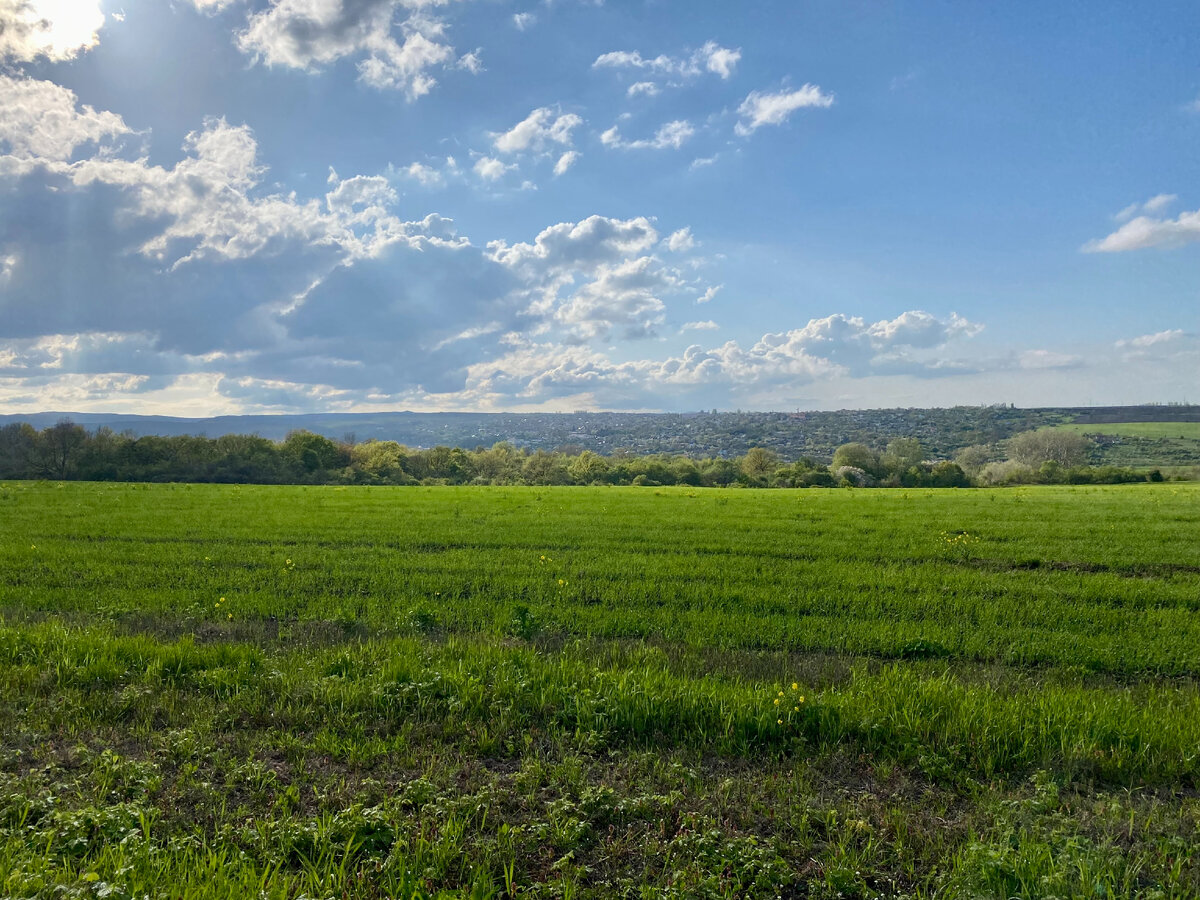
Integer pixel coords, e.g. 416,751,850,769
17,0,105,60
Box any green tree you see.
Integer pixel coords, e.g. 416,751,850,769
954,444,992,477
831,442,878,475
1007,430,1092,468
282,431,346,474
568,450,611,484
38,420,88,479
881,438,923,475
740,447,779,479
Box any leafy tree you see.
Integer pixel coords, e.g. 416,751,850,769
522,450,569,485
881,438,923,475
39,420,87,479
1007,430,1092,468
954,444,992,476
741,447,779,479
568,450,611,484
831,442,878,475
0,423,37,478
282,430,347,474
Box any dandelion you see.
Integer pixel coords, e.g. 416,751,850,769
557,578,567,587
227,613,232,620
791,683,798,691
773,698,780,705
793,706,799,712
777,719,783,725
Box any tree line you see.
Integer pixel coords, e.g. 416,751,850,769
0,420,1164,487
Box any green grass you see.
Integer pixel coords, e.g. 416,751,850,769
2,481,1199,897
1056,422,1200,440
1048,422,1200,468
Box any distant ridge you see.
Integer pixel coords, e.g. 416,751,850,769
3,406,1199,459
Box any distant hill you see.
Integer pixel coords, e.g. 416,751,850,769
5,405,1199,461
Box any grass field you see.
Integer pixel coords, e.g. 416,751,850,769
2,482,1199,897
1057,422,1200,440
1049,422,1200,469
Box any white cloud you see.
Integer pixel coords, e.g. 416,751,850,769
627,81,660,98
1115,329,1198,362
553,150,580,176
0,80,433,275
681,320,718,332
0,75,130,161
486,215,698,342
696,285,721,304
735,84,834,136
592,40,740,82
1083,206,1200,252
512,12,536,30
456,49,483,73
188,0,238,11
1115,193,1178,221
865,310,982,348
601,119,694,150
700,41,740,79
487,215,659,273
460,309,982,406
1120,329,1184,348
236,0,461,99
665,227,695,252
0,249,17,284
493,107,583,154
402,161,444,186
0,0,105,62
473,155,516,181
1018,349,1082,370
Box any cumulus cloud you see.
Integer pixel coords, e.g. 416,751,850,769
486,215,697,342
553,256,675,340
455,309,982,407
236,0,463,98
735,84,834,136
512,12,535,30
0,0,105,62
492,107,582,154
473,155,516,181
664,227,695,252
0,76,487,376
601,119,694,150
1084,200,1200,252
553,150,580,176
592,40,741,83
696,285,721,304
627,81,659,98
0,75,130,161
487,215,659,273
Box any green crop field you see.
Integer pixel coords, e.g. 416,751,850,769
2,482,1199,898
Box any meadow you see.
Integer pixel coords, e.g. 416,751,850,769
1,481,1198,898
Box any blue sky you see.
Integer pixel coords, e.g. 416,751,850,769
0,0,1197,414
